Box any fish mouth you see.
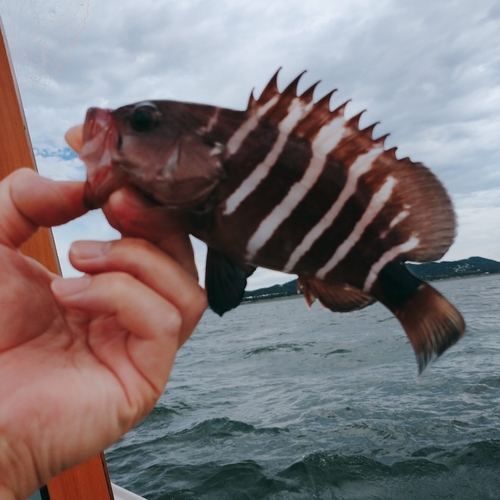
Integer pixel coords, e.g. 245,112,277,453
80,108,125,209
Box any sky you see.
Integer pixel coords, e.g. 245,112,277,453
1,0,499,289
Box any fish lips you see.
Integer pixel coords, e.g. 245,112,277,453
80,107,125,209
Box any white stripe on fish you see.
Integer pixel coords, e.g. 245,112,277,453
363,235,420,292
204,108,220,134
380,209,410,239
316,175,397,279
245,115,347,259
283,146,383,273
226,95,280,157
224,98,314,216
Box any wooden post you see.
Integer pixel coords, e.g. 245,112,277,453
0,17,114,500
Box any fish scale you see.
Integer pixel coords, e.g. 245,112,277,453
75,70,465,373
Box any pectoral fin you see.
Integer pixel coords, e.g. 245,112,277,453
205,248,256,316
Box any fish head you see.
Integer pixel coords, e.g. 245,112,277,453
78,101,224,210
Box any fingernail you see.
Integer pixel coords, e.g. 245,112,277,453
51,275,92,296
70,240,111,259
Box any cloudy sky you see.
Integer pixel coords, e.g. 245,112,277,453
1,0,499,289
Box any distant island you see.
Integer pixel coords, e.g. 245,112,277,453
243,256,500,302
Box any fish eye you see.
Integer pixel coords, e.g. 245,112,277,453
130,102,160,132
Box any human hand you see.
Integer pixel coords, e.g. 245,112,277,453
0,169,206,500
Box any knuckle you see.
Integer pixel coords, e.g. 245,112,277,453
101,271,136,293
11,168,34,182
163,307,183,337
178,284,207,321
193,287,208,318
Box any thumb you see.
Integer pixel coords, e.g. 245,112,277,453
0,169,88,249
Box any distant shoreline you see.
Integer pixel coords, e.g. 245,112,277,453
243,258,500,304
242,294,303,305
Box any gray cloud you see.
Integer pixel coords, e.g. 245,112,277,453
1,0,499,288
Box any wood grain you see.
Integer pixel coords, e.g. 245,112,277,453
0,17,114,500
46,455,114,500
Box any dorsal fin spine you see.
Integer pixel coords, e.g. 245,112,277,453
375,133,390,148
257,68,281,104
316,89,336,110
281,70,307,98
247,89,257,110
385,146,398,160
361,122,379,139
300,80,321,104
332,99,351,118
347,110,366,129
253,73,400,157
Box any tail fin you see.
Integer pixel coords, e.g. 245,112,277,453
370,261,465,373
393,282,465,373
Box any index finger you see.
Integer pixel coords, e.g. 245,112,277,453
102,186,199,280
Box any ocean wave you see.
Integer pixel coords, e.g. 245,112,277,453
377,316,396,323
171,417,286,441
115,442,500,500
143,406,181,421
142,460,294,500
464,376,500,394
408,440,500,465
323,349,352,357
244,343,306,357
279,450,448,485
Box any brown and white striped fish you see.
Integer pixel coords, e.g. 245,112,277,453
72,71,465,373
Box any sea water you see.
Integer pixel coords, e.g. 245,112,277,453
106,274,500,499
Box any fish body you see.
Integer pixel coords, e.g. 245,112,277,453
78,71,465,372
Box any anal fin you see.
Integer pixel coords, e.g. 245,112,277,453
205,248,256,316
370,261,465,373
299,277,375,312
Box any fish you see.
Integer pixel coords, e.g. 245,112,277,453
71,70,465,373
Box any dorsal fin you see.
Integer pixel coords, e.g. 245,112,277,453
246,71,457,262
253,72,321,123
293,93,340,140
